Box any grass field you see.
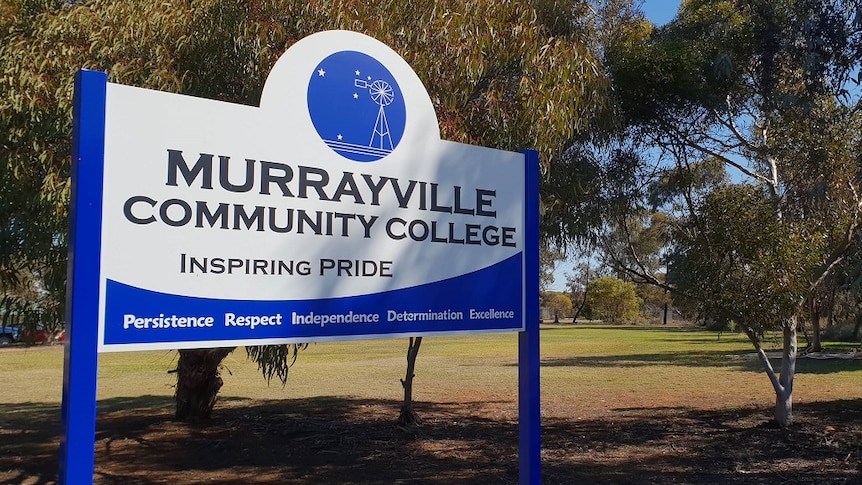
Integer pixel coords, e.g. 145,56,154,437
1,324,861,484
2,324,858,412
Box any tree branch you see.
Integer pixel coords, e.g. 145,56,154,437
803,182,862,308
714,96,760,154
658,118,775,187
742,324,783,394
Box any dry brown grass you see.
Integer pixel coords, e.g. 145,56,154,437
1,324,860,483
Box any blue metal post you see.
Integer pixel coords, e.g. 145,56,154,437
60,69,107,484
519,149,541,484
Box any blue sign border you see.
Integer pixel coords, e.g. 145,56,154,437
60,69,541,483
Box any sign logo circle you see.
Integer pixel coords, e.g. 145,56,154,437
308,51,406,162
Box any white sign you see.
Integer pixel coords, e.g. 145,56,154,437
94,30,526,351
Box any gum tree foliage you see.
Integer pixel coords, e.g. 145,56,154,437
544,291,574,323
600,211,677,323
602,0,862,426
540,0,651,247
585,275,641,323
2,0,307,421
819,231,862,337
1,0,610,420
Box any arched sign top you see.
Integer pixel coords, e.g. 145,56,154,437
261,30,441,161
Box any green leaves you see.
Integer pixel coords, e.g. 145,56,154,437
606,0,752,123
599,0,862,336
586,275,642,323
245,344,308,386
668,183,831,330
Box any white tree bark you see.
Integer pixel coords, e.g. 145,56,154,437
749,318,797,426
774,320,797,426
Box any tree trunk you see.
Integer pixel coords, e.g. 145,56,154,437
774,321,797,427
397,337,422,429
774,386,793,427
809,297,822,352
572,289,588,322
775,318,798,428
853,312,862,339
744,319,797,427
826,283,836,328
174,347,235,422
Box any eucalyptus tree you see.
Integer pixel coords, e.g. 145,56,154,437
545,292,574,323
2,0,306,421
603,0,862,426
585,275,641,323
565,259,598,321
2,0,610,420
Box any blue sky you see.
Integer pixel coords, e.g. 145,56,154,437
642,0,682,26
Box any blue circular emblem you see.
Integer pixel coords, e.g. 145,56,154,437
307,51,406,162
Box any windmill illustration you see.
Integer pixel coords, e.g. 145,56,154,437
309,54,404,162
355,78,395,150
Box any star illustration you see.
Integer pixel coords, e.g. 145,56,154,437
337,134,343,140
353,93,359,99
317,68,326,77
355,70,361,76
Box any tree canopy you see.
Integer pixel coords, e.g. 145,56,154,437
600,0,862,425
1,0,612,418
1,0,610,323
586,275,641,323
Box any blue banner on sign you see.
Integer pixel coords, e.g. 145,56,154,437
104,253,523,346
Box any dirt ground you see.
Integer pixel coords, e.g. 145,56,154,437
3,394,861,484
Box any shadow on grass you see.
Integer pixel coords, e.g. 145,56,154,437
542,399,862,484
537,350,757,369
3,395,862,484
0,396,520,485
92,396,522,484
794,357,862,375
538,350,862,376
0,401,62,485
